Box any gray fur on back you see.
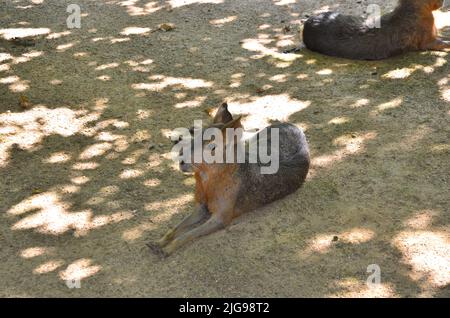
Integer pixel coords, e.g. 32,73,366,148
303,4,431,60
235,123,310,214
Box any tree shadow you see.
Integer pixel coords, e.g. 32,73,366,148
0,0,449,297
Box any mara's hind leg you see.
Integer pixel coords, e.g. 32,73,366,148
426,38,450,51
147,205,210,256
161,215,226,256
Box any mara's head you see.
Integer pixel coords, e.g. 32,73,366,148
403,0,445,11
172,103,243,173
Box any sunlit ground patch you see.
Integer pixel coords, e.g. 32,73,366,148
59,259,101,281
394,231,450,291
311,132,377,170
0,106,103,167
33,260,65,274
118,0,163,16
169,0,223,8
132,75,213,91
305,228,375,254
20,247,52,259
227,94,310,130
120,27,151,36
0,27,50,40
330,278,397,298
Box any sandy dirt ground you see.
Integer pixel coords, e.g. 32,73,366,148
0,0,449,297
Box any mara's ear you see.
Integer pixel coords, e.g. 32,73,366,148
213,102,233,124
221,115,242,130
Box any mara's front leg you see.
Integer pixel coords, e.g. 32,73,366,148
426,38,450,51
161,214,227,256
147,205,210,257
161,194,237,256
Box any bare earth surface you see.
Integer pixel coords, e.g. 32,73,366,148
0,0,449,297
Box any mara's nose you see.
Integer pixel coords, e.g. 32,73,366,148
180,160,185,165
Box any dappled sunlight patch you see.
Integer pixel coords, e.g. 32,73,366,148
0,75,20,84
60,184,80,194
20,247,52,259
442,88,450,102
132,75,213,92
383,67,415,79
317,69,333,75
56,42,77,52
305,228,375,255
0,106,103,167
46,31,71,40
394,231,450,290
89,211,134,230
71,176,90,185
122,149,147,165
312,132,377,170
340,228,375,244
371,97,403,116
330,278,397,298
33,260,65,274
0,53,13,63
136,109,152,120
328,116,351,125
143,178,161,187
44,151,71,164
120,27,151,36
72,162,99,170
174,96,206,108
120,168,144,179
145,194,193,213
59,259,101,281
0,27,50,40
118,0,163,16
97,75,111,81
49,79,63,85
111,137,129,153
351,98,370,108
430,143,449,154
403,210,438,230
269,74,287,83
79,142,112,160
0,64,10,72
438,75,450,102
240,38,301,65
274,0,297,5
99,185,120,196
8,192,92,235
131,130,151,143
210,16,237,26
383,58,447,79
95,62,120,71
169,0,223,8
8,191,134,236
122,221,155,241
228,94,310,130
111,37,131,44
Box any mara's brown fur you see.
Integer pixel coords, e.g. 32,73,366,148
148,104,310,257
300,0,449,60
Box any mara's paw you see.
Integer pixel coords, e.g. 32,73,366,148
426,39,450,51
146,242,168,259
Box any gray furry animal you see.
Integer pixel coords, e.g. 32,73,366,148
148,103,310,256
301,0,449,60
